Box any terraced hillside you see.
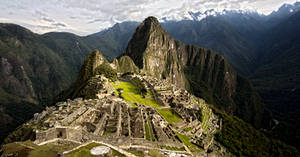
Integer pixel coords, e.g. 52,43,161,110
2,73,232,157
2,50,298,157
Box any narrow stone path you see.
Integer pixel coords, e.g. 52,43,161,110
120,145,191,156
36,138,81,146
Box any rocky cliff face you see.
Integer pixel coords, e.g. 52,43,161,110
124,17,188,89
124,16,265,128
74,50,107,86
55,50,112,100
112,56,139,74
0,57,37,103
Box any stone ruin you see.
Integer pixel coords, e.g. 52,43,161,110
35,126,82,144
33,95,184,149
29,74,230,156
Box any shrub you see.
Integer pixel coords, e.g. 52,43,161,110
94,63,117,81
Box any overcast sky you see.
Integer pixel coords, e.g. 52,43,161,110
0,0,298,35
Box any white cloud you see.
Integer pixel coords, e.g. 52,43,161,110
0,0,298,35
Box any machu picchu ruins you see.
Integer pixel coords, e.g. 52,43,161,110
2,6,300,157
2,73,231,157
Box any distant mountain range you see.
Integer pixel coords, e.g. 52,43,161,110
0,1,300,151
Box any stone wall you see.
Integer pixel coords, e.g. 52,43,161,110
35,128,56,143
35,127,82,144
67,128,82,142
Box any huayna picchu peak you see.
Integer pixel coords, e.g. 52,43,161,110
124,16,266,129
1,16,299,157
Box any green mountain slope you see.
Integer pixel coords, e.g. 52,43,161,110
0,21,139,142
250,10,300,149
0,24,75,141
3,49,298,157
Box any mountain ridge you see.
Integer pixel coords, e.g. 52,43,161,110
123,16,266,128
3,48,298,157
1,3,300,150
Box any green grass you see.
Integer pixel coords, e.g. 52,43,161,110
192,96,212,132
127,149,145,157
148,149,164,157
175,132,202,152
112,81,161,107
199,106,212,132
65,143,101,157
145,117,155,141
183,127,193,132
145,120,151,141
160,145,185,151
22,141,39,149
1,141,78,157
1,142,32,157
65,142,125,157
29,143,74,157
103,131,114,135
157,109,183,124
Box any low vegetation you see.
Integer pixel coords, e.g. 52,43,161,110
112,81,161,107
3,126,36,144
126,149,145,156
160,145,185,151
213,107,299,157
1,141,77,157
144,118,155,141
29,143,74,157
175,131,202,152
157,109,183,124
1,142,33,157
183,127,193,132
148,149,164,157
65,142,125,157
94,63,117,81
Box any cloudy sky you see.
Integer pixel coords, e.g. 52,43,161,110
0,0,298,35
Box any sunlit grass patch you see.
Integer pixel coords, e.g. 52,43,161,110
157,109,183,124
160,145,185,151
145,117,155,141
126,149,145,157
112,81,161,107
175,132,203,152
183,127,193,132
65,143,102,157
29,143,74,157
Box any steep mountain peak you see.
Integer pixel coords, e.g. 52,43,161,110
143,16,160,26
55,50,119,100
123,16,269,129
124,16,171,68
74,50,107,86
123,16,189,88
130,16,163,36
269,1,300,17
136,16,165,37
